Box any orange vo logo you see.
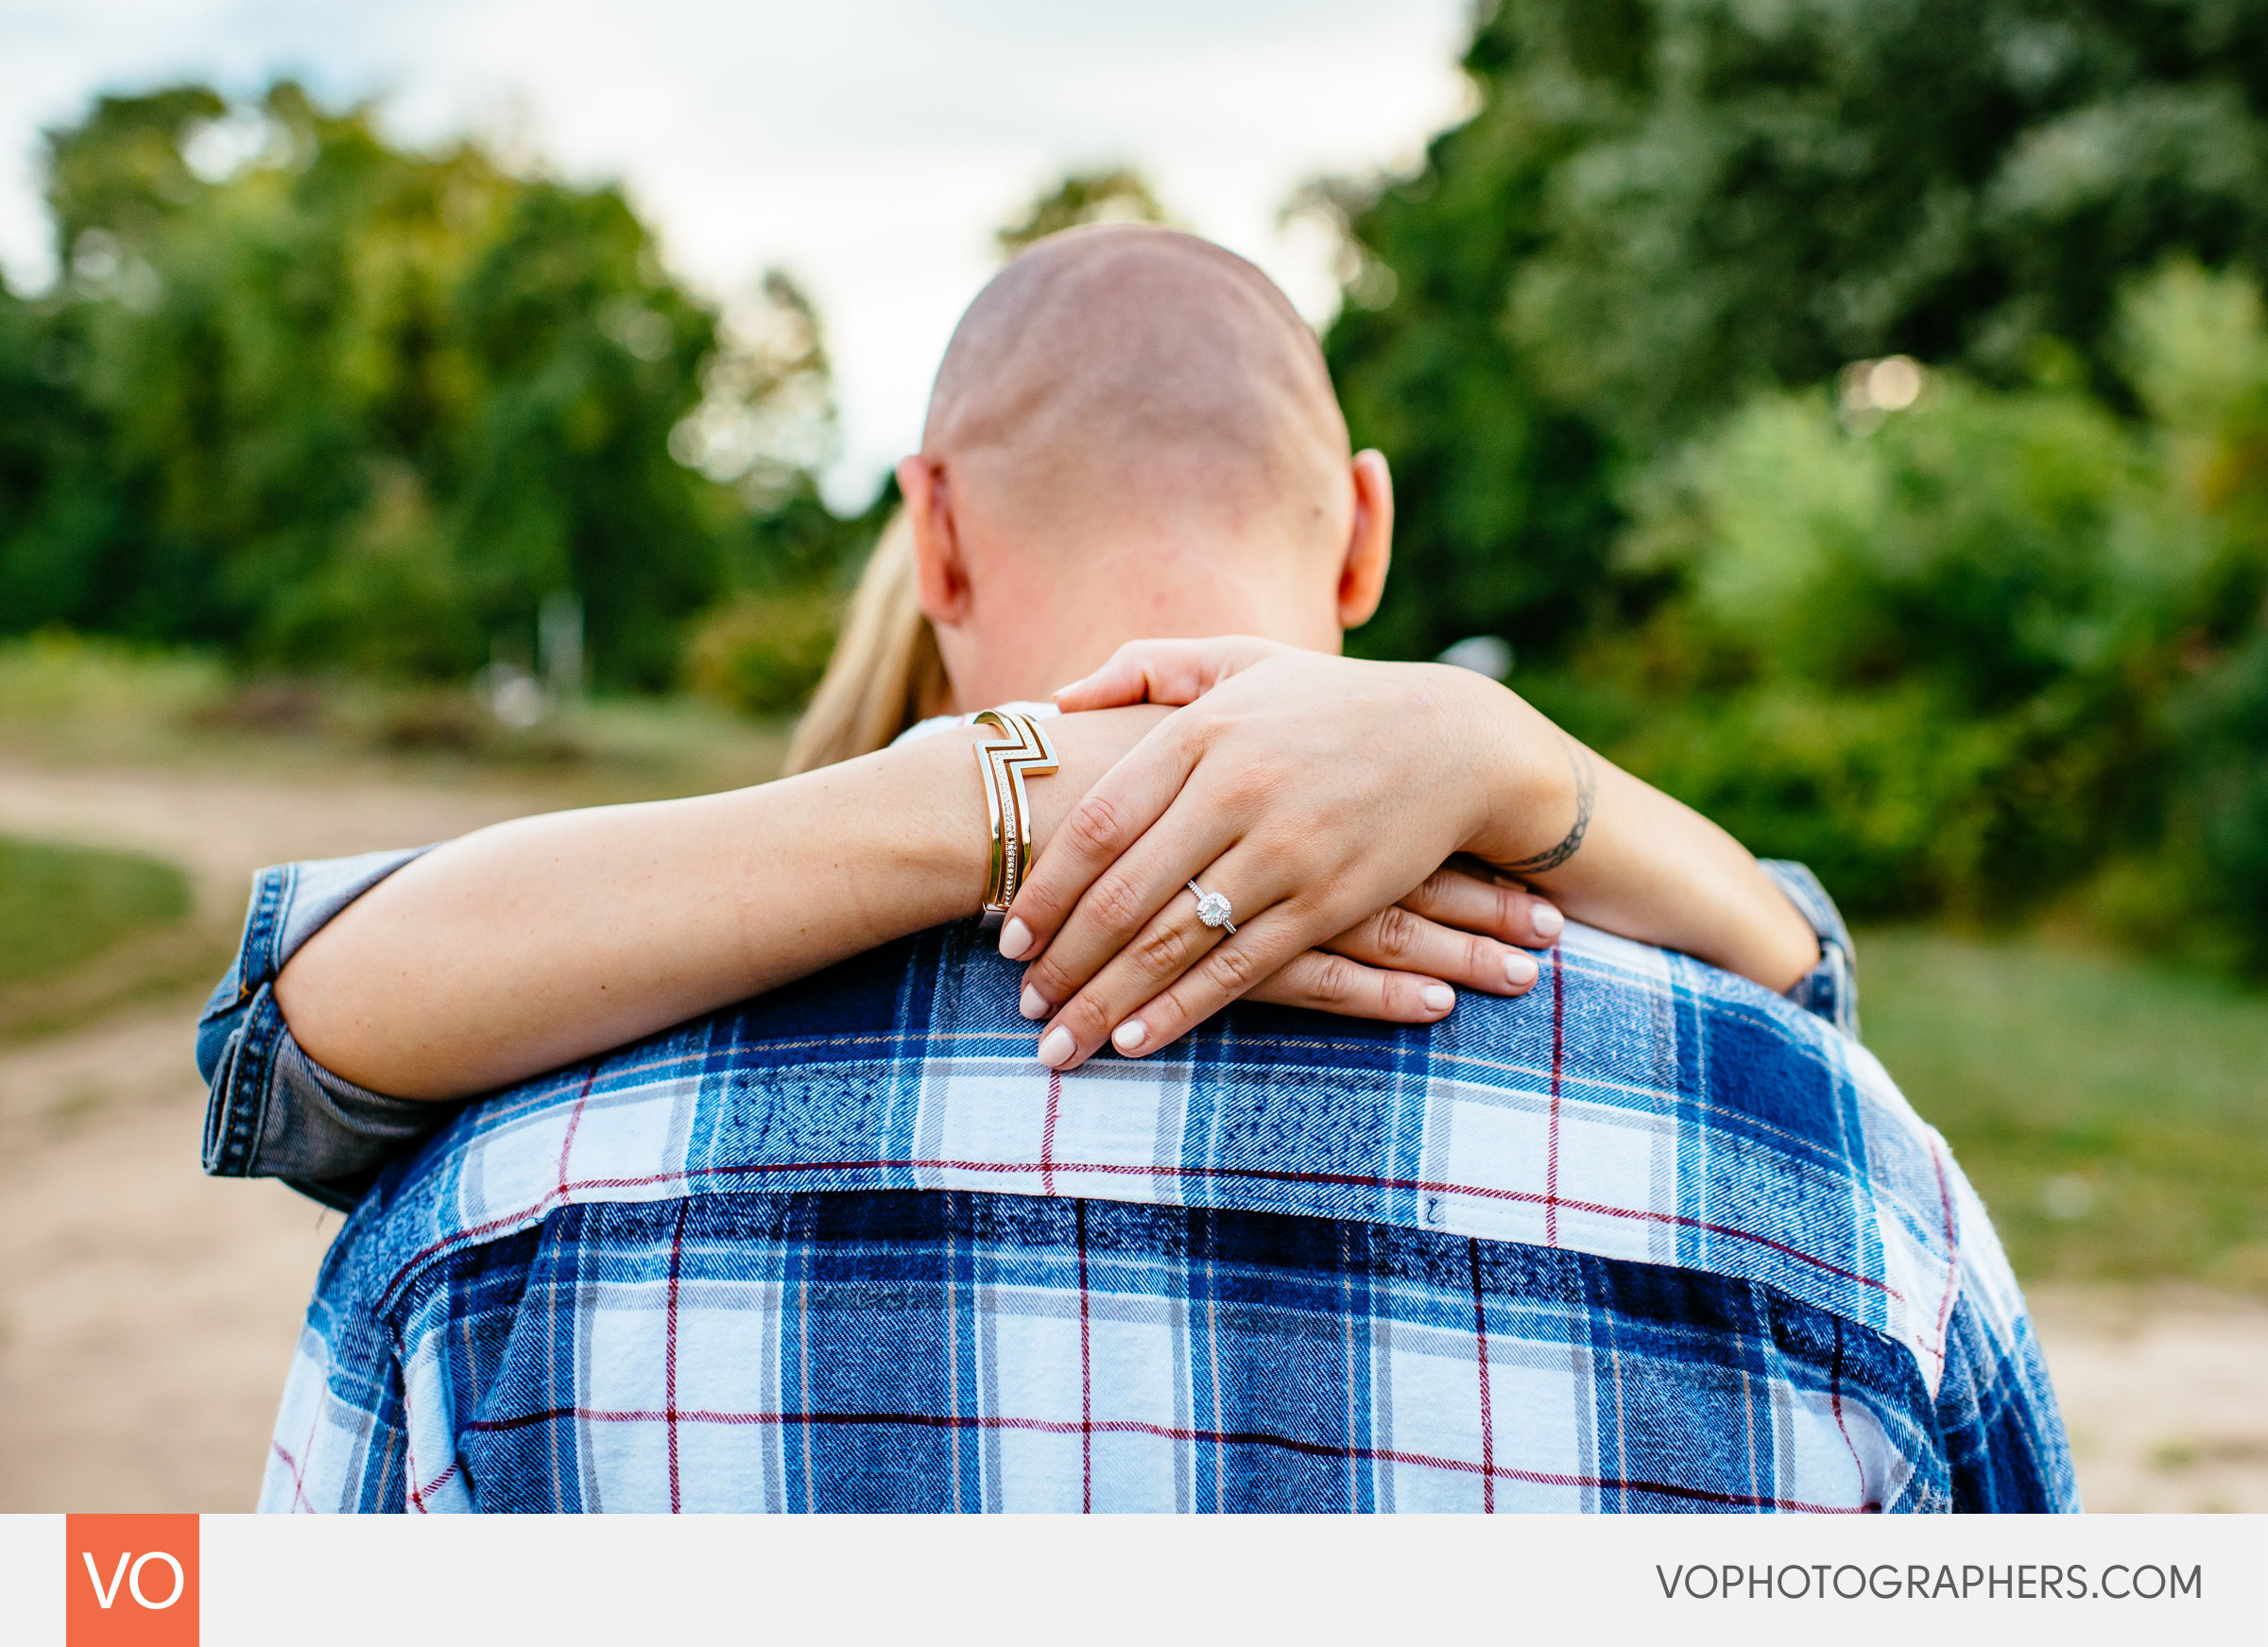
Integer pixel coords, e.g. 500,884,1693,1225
65,1516,198,1646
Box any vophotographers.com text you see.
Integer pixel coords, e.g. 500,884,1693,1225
1656,1563,2203,1602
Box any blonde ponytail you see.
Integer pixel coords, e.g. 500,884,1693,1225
782,508,952,775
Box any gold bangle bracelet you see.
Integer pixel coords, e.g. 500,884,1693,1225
971,710,1059,930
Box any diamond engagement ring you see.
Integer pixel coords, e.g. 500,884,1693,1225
1186,880,1236,935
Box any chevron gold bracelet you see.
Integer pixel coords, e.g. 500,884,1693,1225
971,710,1059,932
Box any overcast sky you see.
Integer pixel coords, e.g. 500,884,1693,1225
0,0,1475,506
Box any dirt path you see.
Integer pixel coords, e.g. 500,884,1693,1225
1,762,2262,1511
0,763,545,1510
0,1003,330,1509
2028,1286,2268,1512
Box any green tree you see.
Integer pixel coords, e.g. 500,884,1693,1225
0,272,123,629
2121,264,2268,969
5,82,836,689
1318,0,2268,664
1592,263,2268,961
1601,370,2185,915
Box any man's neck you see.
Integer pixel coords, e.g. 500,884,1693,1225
939,558,1341,711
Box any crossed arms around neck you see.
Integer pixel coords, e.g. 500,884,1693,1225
271,647,1820,1103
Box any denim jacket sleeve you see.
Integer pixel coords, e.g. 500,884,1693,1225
1757,858,1860,1040
197,846,456,1211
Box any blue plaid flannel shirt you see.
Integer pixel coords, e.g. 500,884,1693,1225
199,851,2074,1514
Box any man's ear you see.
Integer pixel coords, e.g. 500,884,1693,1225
1335,449,1394,629
897,455,972,627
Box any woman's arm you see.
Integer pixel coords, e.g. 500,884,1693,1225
274,702,1557,1100
1470,737,1821,990
1004,639,1820,1070
277,711,1132,1099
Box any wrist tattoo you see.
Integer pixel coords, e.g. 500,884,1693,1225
1502,737,1596,876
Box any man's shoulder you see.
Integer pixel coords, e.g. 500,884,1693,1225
320,917,1980,1391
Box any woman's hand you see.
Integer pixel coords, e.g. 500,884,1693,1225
1237,859,1562,1021
1014,700,1560,1041
1005,638,1585,1070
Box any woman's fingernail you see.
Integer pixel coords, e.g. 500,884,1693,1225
1020,985,1048,1021
1037,1026,1074,1068
1112,1018,1148,1053
1422,984,1455,1012
1504,952,1538,986
999,917,1033,959
1050,682,1079,697
1532,901,1564,941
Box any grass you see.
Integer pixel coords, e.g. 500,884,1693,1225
0,832,228,1041
0,631,230,769
1860,928,2268,1292
0,835,193,988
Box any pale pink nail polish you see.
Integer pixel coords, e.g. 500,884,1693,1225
1532,901,1564,941
1037,1027,1074,1068
1020,985,1048,1021
999,917,1033,959
1112,1018,1148,1053
1422,985,1454,1012
1504,952,1538,986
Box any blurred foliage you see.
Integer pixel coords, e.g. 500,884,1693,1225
0,833,190,987
0,81,854,689
996,167,1173,257
1319,0,2268,665
1600,369,2181,918
684,585,843,715
677,478,902,717
1559,264,2268,966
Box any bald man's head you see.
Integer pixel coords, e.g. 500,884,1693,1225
921,226,1352,556
899,226,1394,707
